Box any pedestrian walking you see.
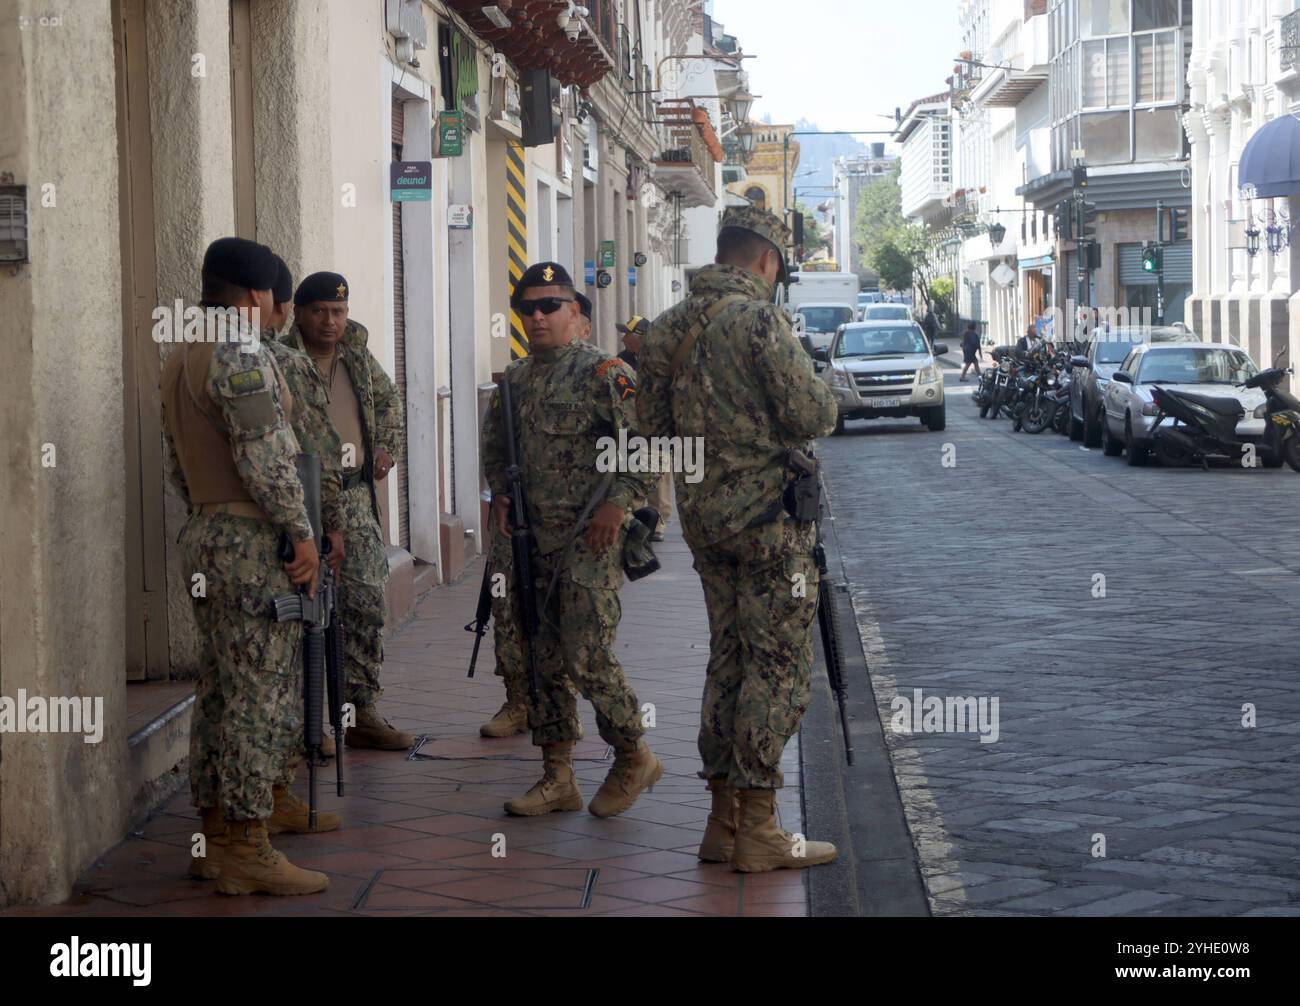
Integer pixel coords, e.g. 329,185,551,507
960,322,982,381
922,304,940,344
639,207,839,873
277,272,413,753
481,262,662,818
160,236,328,896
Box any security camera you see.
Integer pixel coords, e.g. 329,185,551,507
559,4,587,42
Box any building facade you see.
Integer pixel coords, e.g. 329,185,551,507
1185,0,1300,374
0,0,715,906
831,144,899,284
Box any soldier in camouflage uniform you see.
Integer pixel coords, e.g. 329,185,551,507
640,207,840,873
160,237,329,896
479,295,591,740
481,262,661,818
258,255,346,831
276,272,413,752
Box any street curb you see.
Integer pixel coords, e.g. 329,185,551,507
803,499,930,917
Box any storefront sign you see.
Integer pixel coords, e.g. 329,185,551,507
452,29,481,132
448,204,473,229
599,240,616,269
390,161,432,202
628,267,637,287
435,111,464,158
585,260,597,286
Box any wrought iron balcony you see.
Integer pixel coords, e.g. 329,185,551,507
1284,8,1300,73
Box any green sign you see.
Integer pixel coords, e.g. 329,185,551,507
436,111,464,158
599,240,616,269
451,29,480,130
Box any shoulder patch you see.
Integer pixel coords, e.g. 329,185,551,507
613,372,636,400
228,368,267,395
595,358,626,378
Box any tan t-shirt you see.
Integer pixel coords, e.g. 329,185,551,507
309,348,367,474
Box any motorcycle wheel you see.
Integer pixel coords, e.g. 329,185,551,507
1023,400,1052,434
1154,435,1190,468
1285,435,1300,473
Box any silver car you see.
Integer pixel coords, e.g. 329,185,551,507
1100,342,1266,465
859,303,912,323
817,321,948,433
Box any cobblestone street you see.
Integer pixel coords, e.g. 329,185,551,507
823,369,1300,917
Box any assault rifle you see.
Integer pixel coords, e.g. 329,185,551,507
465,560,492,679
272,453,345,829
499,377,542,706
788,450,854,766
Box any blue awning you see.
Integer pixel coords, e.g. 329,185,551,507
1239,115,1300,198
1018,255,1054,270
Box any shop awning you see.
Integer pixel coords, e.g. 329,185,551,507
1239,114,1300,198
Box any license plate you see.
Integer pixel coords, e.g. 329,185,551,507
873,397,901,408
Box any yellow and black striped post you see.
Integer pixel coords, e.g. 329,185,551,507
506,143,528,359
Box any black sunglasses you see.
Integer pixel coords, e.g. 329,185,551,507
517,296,575,317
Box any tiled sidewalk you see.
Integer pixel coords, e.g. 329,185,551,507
9,524,809,917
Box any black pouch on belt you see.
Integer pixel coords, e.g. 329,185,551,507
782,449,822,524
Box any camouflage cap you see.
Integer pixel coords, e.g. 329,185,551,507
718,205,792,283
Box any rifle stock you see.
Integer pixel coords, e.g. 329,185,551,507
810,462,853,766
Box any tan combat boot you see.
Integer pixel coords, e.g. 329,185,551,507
504,742,584,816
345,705,414,751
588,738,664,818
697,778,740,863
479,700,528,738
268,784,342,835
188,806,228,880
216,819,330,896
732,788,837,873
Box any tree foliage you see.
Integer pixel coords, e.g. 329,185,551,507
853,161,947,309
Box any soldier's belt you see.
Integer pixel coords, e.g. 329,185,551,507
341,470,369,490
194,501,270,520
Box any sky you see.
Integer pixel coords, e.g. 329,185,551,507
710,0,964,146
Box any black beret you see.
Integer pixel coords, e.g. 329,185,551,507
202,237,278,292
294,271,350,306
272,256,293,305
576,292,592,320
510,262,574,310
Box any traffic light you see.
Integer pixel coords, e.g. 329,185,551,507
1141,243,1163,274
1086,241,1101,270
1080,202,1098,242
1168,208,1188,243
1054,203,1073,241
1072,165,1088,189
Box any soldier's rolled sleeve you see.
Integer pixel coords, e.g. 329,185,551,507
598,359,652,510
754,307,838,441
369,350,406,463
211,351,313,541
481,387,508,498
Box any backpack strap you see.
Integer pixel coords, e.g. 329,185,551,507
669,294,748,378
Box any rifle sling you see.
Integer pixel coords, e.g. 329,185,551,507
669,295,747,377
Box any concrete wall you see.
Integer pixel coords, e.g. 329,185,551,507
146,0,237,674
0,0,131,905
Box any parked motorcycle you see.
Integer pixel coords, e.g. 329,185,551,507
1248,367,1300,472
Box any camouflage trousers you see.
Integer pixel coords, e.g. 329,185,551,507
336,483,388,710
692,514,818,790
525,532,643,748
183,514,303,821
488,528,580,728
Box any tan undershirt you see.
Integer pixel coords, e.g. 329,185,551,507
308,346,367,474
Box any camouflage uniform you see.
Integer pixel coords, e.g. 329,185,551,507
162,319,313,822
275,320,405,709
639,221,837,790
481,340,651,747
